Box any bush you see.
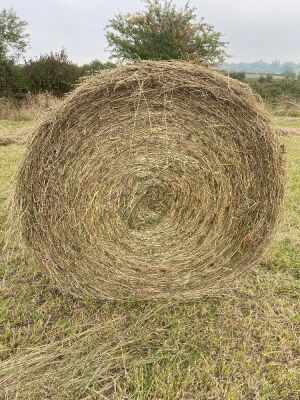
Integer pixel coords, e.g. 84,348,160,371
229,71,246,81
24,49,82,97
249,78,300,105
258,74,273,83
81,59,116,75
0,54,116,101
0,58,28,98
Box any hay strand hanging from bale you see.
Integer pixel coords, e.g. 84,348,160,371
13,61,285,299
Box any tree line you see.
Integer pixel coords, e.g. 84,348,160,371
223,60,300,76
1,1,299,104
0,50,115,98
0,1,226,99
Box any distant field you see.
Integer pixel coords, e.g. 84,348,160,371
0,118,300,398
245,72,285,80
0,117,35,146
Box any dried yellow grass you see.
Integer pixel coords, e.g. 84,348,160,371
12,61,285,299
0,93,60,146
0,93,58,120
0,317,130,399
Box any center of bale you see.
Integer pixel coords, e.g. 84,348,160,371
128,184,170,230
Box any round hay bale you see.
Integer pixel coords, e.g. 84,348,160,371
13,61,285,299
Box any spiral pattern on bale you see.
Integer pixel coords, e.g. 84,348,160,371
14,61,284,299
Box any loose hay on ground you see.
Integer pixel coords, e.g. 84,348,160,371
12,61,285,299
277,127,300,137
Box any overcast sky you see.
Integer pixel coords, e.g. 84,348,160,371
2,0,300,64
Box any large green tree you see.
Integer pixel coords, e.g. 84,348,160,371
0,9,29,97
0,8,29,61
106,0,227,65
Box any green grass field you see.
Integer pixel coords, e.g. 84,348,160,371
0,119,300,399
274,116,300,129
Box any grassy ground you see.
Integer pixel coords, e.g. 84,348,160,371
0,118,34,133
0,121,299,399
0,119,34,145
273,116,300,129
